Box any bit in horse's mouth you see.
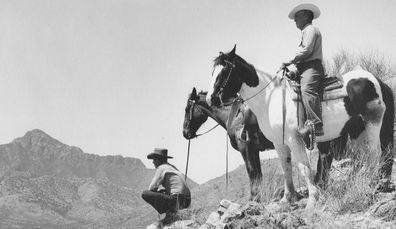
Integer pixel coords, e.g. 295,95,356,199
186,132,196,139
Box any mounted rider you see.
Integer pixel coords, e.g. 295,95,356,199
281,3,325,138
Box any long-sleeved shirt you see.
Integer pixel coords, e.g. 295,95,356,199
148,163,191,197
290,23,322,64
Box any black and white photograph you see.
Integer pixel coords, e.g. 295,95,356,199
0,0,395,228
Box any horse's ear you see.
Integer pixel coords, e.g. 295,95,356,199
230,44,236,56
192,87,197,96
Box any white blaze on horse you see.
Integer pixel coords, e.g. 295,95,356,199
206,46,394,208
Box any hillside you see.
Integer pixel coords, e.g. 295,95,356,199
0,129,154,190
163,152,396,228
0,129,197,228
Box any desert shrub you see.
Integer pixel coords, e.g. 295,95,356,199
323,141,385,214
324,49,396,81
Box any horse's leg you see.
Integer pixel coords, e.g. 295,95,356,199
274,144,295,204
379,78,394,180
289,138,319,208
314,141,332,189
246,144,262,202
239,142,262,201
363,99,386,172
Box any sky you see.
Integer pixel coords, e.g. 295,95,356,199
0,0,395,184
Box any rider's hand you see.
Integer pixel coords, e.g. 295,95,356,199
277,62,291,74
281,61,292,69
275,61,291,85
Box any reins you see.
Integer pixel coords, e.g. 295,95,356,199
187,99,221,137
225,132,229,192
184,139,191,181
184,98,222,182
195,123,220,137
184,94,233,189
219,65,279,107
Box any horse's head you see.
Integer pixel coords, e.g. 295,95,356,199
207,45,259,107
183,87,209,139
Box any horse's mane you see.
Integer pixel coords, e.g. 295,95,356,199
197,90,238,105
213,54,225,68
213,52,257,76
256,68,275,81
197,91,208,103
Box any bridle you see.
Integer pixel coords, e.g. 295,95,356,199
186,98,220,138
217,59,236,102
214,58,278,107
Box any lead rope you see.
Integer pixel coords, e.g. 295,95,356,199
195,123,220,137
184,139,191,181
225,133,229,192
282,69,287,145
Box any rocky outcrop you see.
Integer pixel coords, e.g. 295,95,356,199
145,199,308,229
369,192,396,221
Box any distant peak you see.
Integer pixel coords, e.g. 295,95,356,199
23,129,56,140
25,129,50,136
13,129,64,147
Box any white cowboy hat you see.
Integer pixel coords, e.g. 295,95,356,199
288,3,320,20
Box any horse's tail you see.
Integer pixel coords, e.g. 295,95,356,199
378,79,394,178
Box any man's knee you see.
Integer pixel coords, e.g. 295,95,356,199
301,83,319,97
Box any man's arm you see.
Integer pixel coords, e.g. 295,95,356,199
148,167,163,191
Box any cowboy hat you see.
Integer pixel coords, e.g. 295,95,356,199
288,3,320,20
147,148,173,159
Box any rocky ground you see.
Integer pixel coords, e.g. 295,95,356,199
149,189,395,229
148,158,396,229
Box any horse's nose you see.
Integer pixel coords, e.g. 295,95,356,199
182,129,189,139
183,129,194,139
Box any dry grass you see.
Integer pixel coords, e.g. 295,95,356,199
323,141,384,214
252,165,284,203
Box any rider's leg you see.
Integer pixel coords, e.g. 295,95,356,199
298,60,325,136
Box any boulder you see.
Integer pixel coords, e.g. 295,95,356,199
146,220,195,229
199,199,242,228
369,192,396,221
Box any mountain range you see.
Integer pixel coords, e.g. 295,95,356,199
0,129,197,228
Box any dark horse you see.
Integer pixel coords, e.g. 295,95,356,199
183,87,274,200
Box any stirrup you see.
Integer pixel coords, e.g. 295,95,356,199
239,125,250,143
302,120,315,150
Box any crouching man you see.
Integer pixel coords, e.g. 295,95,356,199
142,148,191,225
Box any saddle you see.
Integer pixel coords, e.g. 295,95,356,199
286,73,346,101
228,98,273,151
285,72,346,149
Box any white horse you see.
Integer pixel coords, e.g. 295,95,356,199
206,46,394,208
